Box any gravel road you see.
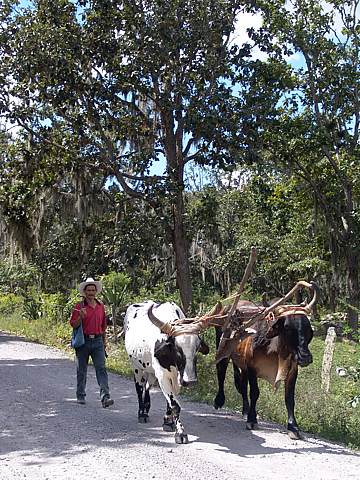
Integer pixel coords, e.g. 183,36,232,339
1,331,359,480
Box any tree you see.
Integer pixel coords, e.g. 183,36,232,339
2,0,257,312
247,0,360,333
188,174,328,301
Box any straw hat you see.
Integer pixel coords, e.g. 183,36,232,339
79,277,102,296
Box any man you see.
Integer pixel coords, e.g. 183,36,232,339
70,277,114,408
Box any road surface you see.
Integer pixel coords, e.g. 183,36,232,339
0,331,359,480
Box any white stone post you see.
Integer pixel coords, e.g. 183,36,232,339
321,326,337,393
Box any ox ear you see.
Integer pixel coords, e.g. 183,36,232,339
154,338,176,370
266,318,285,339
261,292,270,307
208,301,224,316
198,338,210,355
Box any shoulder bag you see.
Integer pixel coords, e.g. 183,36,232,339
71,302,85,348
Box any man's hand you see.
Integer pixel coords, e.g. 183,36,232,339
102,333,108,357
72,307,86,328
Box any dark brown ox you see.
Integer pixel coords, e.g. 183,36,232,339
214,285,318,439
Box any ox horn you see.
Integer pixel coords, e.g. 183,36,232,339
148,304,167,331
241,280,318,331
260,281,316,315
305,281,319,311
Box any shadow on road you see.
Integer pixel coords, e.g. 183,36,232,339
0,331,358,469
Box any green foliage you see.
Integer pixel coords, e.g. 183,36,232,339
346,360,360,384
40,292,71,324
59,288,83,320
22,291,42,321
0,307,72,349
335,357,360,409
101,271,131,331
246,0,360,330
33,222,87,292
101,271,131,309
133,282,181,306
0,293,23,315
106,341,134,379
0,259,40,294
187,176,328,301
191,282,223,316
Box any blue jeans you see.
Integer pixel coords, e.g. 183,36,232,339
75,336,110,402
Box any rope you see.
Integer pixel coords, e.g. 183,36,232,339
156,282,316,337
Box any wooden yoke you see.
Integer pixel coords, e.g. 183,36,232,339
222,246,257,331
216,247,257,362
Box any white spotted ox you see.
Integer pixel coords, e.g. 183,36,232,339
124,300,209,444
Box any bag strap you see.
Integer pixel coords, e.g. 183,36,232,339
77,300,85,327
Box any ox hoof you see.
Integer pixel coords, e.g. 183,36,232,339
163,422,176,432
213,395,225,410
242,408,249,419
288,430,302,440
175,433,189,444
246,422,256,430
138,415,149,424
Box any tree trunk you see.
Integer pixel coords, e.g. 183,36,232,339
345,245,359,337
172,191,192,314
329,232,340,312
162,107,193,314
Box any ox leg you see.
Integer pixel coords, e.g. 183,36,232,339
285,364,301,440
214,357,229,409
163,402,176,432
246,368,259,430
144,385,151,415
135,378,149,423
214,326,229,409
234,366,249,417
169,395,188,444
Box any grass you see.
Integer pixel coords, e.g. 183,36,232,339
1,309,359,449
186,334,360,448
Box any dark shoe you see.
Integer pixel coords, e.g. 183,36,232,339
77,398,86,405
102,397,114,408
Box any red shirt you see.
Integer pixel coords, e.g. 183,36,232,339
70,300,106,335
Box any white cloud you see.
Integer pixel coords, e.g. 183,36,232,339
231,1,359,66
231,11,268,61
231,11,263,47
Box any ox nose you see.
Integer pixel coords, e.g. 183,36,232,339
296,351,313,367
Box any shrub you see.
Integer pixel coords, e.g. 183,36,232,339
131,282,181,305
22,291,42,321
0,293,23,314
101,271,131,324
41,293,70,324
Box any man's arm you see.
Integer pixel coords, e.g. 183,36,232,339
101,304,108,356
70,305,86,328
